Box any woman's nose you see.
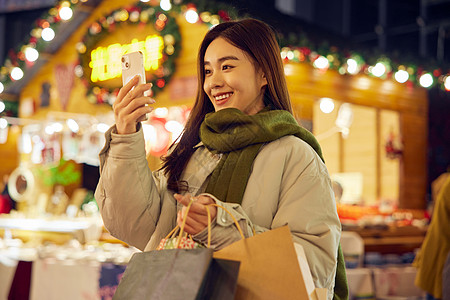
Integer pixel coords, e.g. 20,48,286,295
207,71,223,89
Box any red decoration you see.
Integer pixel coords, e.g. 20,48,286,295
385,130,403,160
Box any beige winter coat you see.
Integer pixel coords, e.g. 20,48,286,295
95,125,341,296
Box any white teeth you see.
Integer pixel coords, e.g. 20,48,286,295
214,93,233,100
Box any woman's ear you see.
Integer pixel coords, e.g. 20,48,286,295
260,71,268,87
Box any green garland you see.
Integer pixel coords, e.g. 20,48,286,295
0,100,19,118
78,3,182,104
0,0,448,97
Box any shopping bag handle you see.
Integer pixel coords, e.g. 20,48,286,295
205,203,246,248
163,198,252,249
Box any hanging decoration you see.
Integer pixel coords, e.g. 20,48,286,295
54,63,75,110
76,2,183,104
0,0,448,104
385,130,403,160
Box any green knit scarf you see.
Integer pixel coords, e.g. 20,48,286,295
199,107,348,300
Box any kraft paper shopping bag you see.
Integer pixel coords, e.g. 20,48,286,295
213,225,310,300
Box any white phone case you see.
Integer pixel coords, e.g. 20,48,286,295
121,51,146,86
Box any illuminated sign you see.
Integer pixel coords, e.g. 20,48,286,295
89,35,164,82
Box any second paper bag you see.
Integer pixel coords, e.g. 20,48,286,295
213,225,310,300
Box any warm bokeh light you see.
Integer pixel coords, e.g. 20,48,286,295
394,70,409,83
52,122,63,133
0,101,5,113
313,56,329,70
66,119,79,133
346,58,358,75
319,97,335,114
371,62,386,77
0,82,4,94
154,107,169,118
185,9,199,24
419,73,433,88
444,76,450,91
59,7,73,20
11,67,24,80
0,118,7,129
96,123,109,133
160,0,172,11
42,27,55,41
25,47,39,62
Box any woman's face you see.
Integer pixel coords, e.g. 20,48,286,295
203,37,267,115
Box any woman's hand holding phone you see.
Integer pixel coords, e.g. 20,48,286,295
113,75,154,134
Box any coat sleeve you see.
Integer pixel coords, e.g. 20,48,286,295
94,125,164,250
193,136,340,297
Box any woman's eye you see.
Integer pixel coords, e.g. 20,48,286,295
204,69,211,75
222,65,232,70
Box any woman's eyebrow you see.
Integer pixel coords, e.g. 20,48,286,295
204,55,240,65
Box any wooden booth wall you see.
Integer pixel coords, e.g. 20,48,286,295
0,0,207,183
285,63,428,209
0,0,427,210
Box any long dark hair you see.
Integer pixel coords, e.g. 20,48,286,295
161,18,293,192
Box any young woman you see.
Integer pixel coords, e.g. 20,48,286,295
95,18,347,299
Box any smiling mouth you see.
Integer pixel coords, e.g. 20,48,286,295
214,92,233,104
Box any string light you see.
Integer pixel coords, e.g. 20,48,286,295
394,70,409,83
313,56,329,70
0,101,5,113
160,0,172,11
419,73,433,88
0,82,4,94
11,67,24,80
42,27,55,41
59,7,73,21
346,58,358,75
185,9,199,24
370,62,386,77
25,47,39,62
445,76,450,91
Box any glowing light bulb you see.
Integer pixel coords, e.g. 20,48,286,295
42,27,55,41
11,67,24,80
0,101,5,113
444,76,450,91
96,123,109,133
52,122,63,133
347,58,358,74
286,51,294,60
319,98,335,114
59,7,73,20
371,62,386,77
419,73,433,88
313,56,329,69
25,47,39,62
154,107,169,118
66,119,79,133
160,0,172,11
0,82,4,94
0,118,7,129
394,70,409,83
45,125,54,135
185,9,199,24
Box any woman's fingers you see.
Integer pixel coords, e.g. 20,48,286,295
177,210,208,235
174,193,217,235
114,82,153,112
116,96,154,118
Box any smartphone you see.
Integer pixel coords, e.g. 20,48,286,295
121,51,146,86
